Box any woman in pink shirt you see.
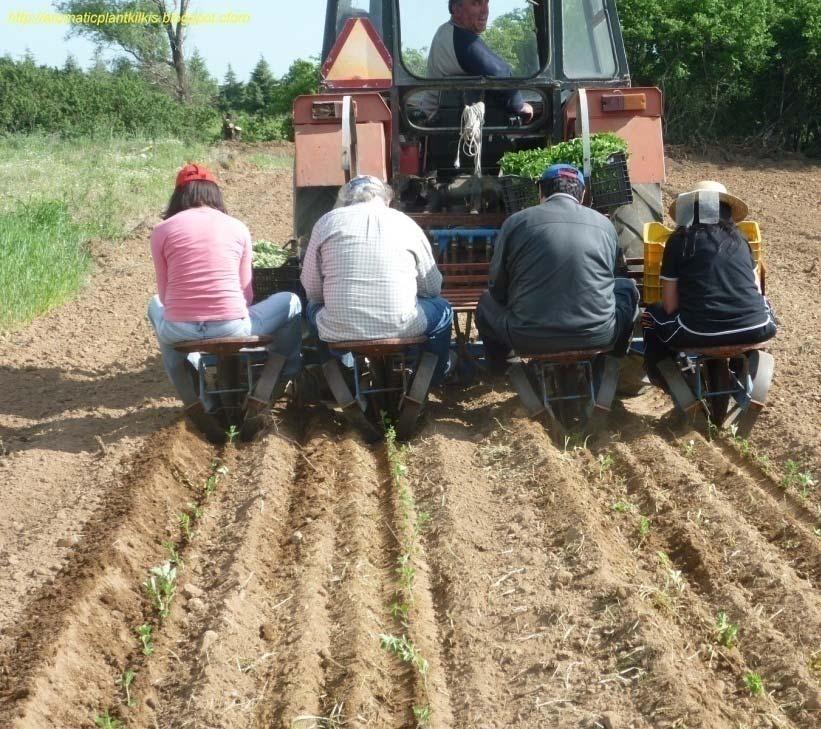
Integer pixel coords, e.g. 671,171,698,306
147,164,302,410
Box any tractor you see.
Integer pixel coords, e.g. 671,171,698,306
287,0,668,436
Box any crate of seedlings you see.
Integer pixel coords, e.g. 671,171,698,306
251,240,305,304
589,152,633,212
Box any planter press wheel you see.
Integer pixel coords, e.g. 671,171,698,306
322,359,382,443
657,358,704,425
703,358,732,427
396,352,438,441
508,362,545,418
733,350,775,438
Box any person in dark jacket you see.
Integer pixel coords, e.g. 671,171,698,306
415,0,534,121
642,181,776,384
476,164,639,372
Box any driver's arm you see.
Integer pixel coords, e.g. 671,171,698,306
453,28,527,116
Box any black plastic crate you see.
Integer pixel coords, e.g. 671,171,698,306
499,175,539,214
590,152,633,212
252,257,305,304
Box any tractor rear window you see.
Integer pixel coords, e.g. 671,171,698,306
335,0,384,39
399,0,541,78
561,0,617,78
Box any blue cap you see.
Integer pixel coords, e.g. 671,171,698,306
539,164,585,187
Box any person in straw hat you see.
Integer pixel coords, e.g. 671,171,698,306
641,180,776,386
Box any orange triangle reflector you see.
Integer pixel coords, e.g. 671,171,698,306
322,18,393,90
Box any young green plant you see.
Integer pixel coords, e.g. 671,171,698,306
116,669,136,707
135,623,154,656
143,562,177,619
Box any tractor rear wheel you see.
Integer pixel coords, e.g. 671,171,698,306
612,183,664,259
294,186,339,256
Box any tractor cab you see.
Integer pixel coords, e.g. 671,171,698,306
295,0,664,255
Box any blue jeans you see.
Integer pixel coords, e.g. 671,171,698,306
148,293,302,405
307,296,454,385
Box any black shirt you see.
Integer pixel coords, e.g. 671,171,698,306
660,223,771,335
489,194,618,351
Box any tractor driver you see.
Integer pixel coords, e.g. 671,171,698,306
414,0,534,122
476,164,639,370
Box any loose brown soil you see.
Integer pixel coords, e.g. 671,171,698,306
0,143,818,729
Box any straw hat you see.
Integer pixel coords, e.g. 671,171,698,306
669,180,748,223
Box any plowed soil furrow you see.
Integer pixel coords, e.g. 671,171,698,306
314,433,413,727
410,398,656,727
610,429,821,725
0,422,213,728
124,422,299,728
247,420,418,729
689,434,821,582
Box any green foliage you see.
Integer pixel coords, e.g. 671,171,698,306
0,56,217,138
135,623,154,656
143,562,177,619
378,634,429,675
272,58,320,116
716,611,739,648
744,671,765,696
252,241,289,268
618,0,820,152
94,712,123,729
0,201,89,330
499,133,628,179
483,8,539,76
245,56,278,115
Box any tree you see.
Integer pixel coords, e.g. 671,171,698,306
54,0,192,100
187,48,217,105
271,58,320,116
218,64,244,111
483,9,539,77
244,56,277,115
63,54,82,73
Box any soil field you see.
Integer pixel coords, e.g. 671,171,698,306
0,142,818,729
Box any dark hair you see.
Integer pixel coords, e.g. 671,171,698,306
539,176,585,203
163,180,226,220
448,0,459,13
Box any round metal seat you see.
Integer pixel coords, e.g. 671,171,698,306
516,348,610,365
327,336,429,356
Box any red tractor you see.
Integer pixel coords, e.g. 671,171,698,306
294,0,665,253
289,0,667,435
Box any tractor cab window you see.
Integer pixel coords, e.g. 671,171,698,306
561,0,617,78
399,0,542,78
335,0,384,39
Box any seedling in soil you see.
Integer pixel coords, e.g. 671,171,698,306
379,634,429,676
680,439,696,457
636,516,651,547
716,611,739,648
116,669,136,707
143,562,177,619
162,541,183,567
94,712,123,729
226,425,240,444
390,598,410,626
611,501,636,513
727,424,752,457
188,501,203,520
135,623,154,656
293,702,344,728
782,460,815,497
597,453,614,479
413,704,432,728
178,511,193,541
744,671,764,696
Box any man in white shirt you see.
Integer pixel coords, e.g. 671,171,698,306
301,176,454,383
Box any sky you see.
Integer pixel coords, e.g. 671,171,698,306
0,0,529,81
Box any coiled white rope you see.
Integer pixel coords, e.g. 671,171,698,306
455,101,485,177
